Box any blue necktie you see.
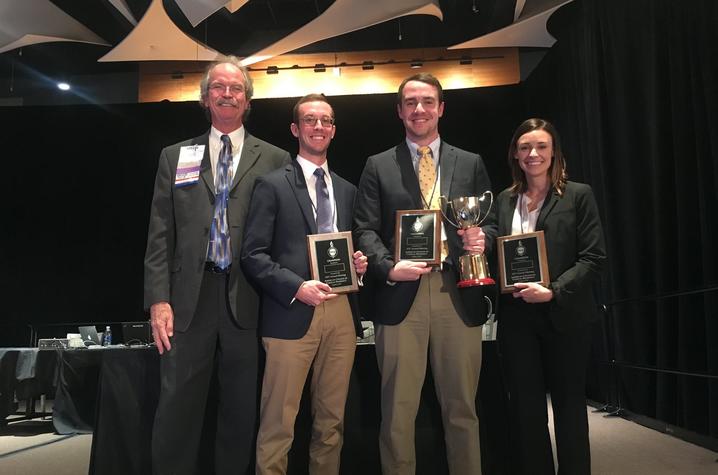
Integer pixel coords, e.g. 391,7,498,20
208,135,232,269
314,168,332,233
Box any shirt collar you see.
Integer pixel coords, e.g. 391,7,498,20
296,155,330,183
406,137,441,165
210,125,244,152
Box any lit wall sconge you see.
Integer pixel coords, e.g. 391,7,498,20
362,61,374,70
314,63,326,73
410,60,423,69
266,66,279,75
459,56,473,65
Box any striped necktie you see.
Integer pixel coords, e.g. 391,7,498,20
208,134,232,269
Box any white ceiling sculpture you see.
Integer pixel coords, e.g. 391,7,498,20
108,0,138,26
449,0,573,50
240,0,443,66
175,0,250,27
99,0,219,62
0,0,109,55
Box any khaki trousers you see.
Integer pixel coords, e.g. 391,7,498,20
375,271,483,475
256,295,356,475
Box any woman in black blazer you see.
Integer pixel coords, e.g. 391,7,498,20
496,118,606,474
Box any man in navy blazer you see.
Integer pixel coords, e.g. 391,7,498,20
241,94,367,474
144,57,291,475
354,74,496,474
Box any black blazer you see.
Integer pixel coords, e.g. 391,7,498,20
240,160,362,340
144,130,291,332
353,141,497,326
496,181,607,330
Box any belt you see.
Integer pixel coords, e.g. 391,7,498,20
204,262,231,274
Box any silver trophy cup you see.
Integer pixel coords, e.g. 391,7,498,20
440,191,495,287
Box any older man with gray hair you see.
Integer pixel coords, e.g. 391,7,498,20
144,56,290,475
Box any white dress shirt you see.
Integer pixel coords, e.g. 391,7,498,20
296,155,338,232
209,125,245,189
511,193,545,235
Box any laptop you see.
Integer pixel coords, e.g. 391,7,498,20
78,325,102,346
121,321,152,345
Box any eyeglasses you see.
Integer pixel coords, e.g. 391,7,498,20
208,82,245,95
299,115,334,127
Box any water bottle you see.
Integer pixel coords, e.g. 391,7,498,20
103,325,112,346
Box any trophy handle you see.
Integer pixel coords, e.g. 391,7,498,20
477,191,494,227
439,195,460,229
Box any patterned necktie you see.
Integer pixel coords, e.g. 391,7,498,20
208,134,232,269
418,146,439,210
418,145,448,262
314,167,333,233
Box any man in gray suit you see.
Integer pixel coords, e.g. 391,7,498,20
354,73,496,474
144,56,291,475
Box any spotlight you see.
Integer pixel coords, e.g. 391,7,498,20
362,61,374,70
410,60,423,69
314,63,326,73
459,56,473,65
266,66,279,75
57,82,70,91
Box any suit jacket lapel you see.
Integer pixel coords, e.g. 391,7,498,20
195,133,214,196
439,142,457,200
230,130,260,192
536,190,560,231
396,143,423,209
286,160,318,234
500,193,519,236
331,172,351,231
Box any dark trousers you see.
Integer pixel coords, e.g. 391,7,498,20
152,271,259,475
498,302,592,475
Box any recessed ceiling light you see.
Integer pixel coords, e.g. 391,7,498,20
57,82,70,91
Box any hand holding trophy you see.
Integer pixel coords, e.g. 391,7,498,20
440,191,495,288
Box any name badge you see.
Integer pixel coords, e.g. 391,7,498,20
175,145,205,187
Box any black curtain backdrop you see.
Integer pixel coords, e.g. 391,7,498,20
523,0,718,440
1,85,522,335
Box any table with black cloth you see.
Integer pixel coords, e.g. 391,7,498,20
89,343,510,475
53,348,104,433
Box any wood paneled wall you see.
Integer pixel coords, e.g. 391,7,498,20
138,47,519,102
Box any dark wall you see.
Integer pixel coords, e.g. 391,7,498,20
1,85,524,336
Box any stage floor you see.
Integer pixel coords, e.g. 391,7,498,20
2,401,716,475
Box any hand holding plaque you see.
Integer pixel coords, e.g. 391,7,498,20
306,231,359,294
497,231,549,294
440,192,496,288
394,209,442,266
